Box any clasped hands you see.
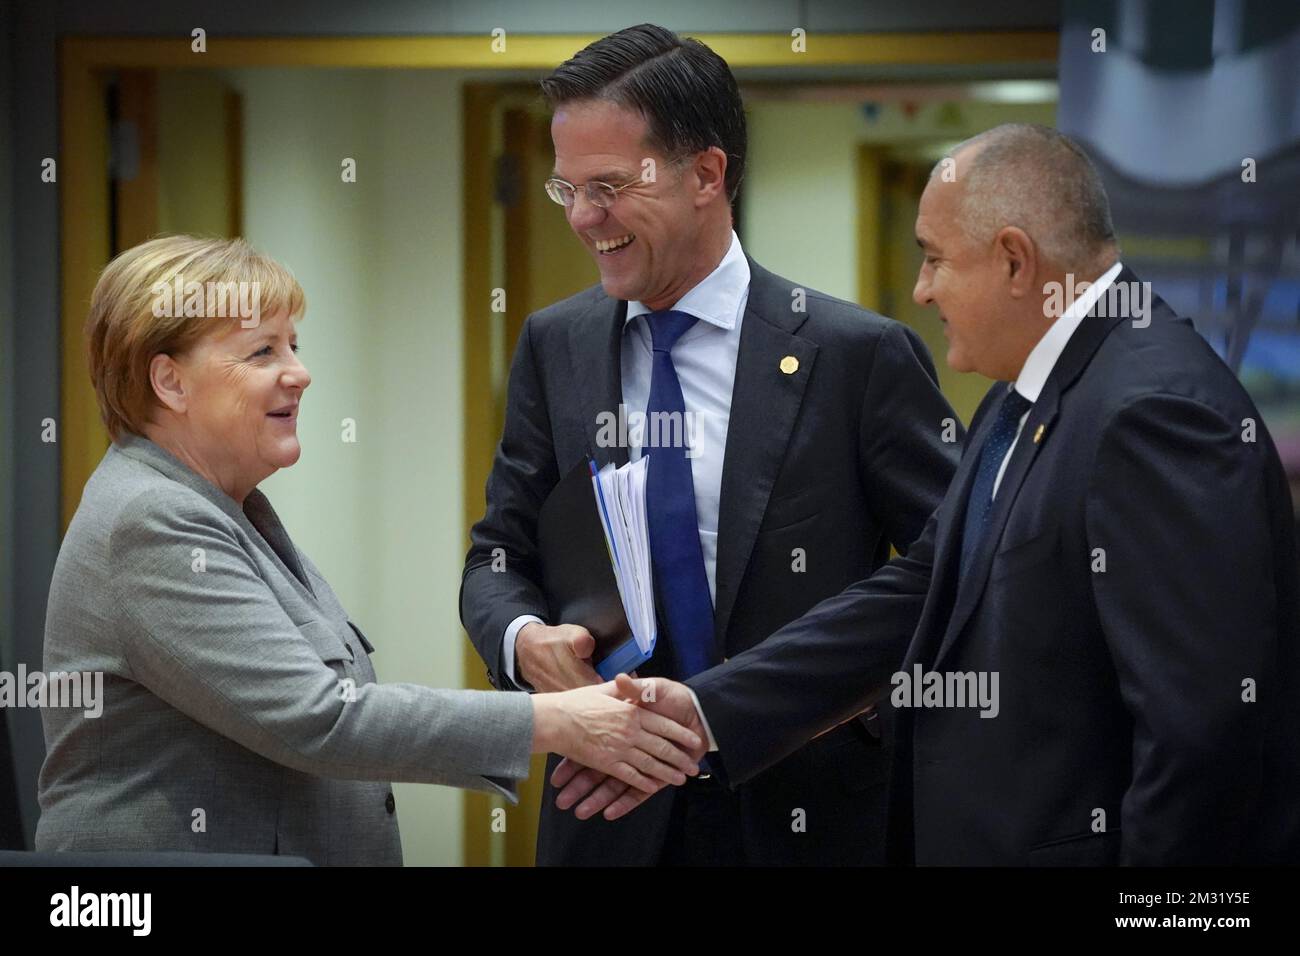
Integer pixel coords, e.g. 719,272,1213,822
551,674,708,820
519,622,709,820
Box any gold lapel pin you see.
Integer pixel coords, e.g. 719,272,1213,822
780,355,799,375
1033,423,1046,444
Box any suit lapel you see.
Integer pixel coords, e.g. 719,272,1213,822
713,261,818,650
243,490,316,597
932,285,1132,670
566,296,629,469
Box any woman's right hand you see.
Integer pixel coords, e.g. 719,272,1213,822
531,679,701,794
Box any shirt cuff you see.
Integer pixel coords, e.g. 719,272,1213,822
502,614,545,691
683,686,719,752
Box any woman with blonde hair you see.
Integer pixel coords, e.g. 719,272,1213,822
35,235,699,865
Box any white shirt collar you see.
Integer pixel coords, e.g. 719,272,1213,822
624,230,749,331
1014,260,1124,402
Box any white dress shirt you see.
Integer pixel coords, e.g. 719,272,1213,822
992,260,1124,498
503,231,750,689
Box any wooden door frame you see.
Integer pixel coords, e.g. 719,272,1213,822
59,30,1059,866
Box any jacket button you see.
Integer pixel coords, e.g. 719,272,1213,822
385,792,396,814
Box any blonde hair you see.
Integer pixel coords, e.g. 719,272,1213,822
86,234,306,440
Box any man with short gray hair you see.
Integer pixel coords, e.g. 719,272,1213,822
950,123,1117,272
558,123,1300,865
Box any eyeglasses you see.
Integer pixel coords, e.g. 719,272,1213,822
545,155,694,209
544,175,644,209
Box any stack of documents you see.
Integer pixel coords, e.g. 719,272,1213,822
535,457,658,680
589,458,657,676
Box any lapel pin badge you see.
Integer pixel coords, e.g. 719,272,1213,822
780,355,799,375
1033,423,1046,444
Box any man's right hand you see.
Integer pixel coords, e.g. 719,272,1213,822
551,674,711,821
531,679,701,794
515,622,603,692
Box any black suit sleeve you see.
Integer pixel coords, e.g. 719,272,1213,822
686,321,959,786
689,507,937,786
1087,394,1275,864
459,316,557,689
859,321,963,554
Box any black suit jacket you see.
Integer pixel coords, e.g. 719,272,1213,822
461,258,960,864
690,267,1300,865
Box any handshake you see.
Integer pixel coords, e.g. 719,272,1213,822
519,622,709,819
533,672,709,822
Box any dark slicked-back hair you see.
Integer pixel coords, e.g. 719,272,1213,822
540,23,747,202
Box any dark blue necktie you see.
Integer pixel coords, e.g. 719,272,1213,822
643,310,716,680
959,385,1034,577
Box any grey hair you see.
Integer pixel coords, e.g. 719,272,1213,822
939,124,1117,270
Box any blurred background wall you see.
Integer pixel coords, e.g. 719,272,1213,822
1058,0,1300,524
0,0,21,852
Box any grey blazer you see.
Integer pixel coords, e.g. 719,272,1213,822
36,434,532,865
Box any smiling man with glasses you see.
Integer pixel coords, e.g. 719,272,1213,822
460,22,961,867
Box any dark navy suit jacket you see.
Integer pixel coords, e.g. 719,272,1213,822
691,268,1300,864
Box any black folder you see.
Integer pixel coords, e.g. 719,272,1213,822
536,460,635,669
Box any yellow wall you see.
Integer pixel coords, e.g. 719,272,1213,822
157,71,238,237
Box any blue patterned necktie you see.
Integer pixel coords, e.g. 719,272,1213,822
643,310,716,679
959,385,1034,577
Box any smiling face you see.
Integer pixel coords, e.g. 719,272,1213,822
912,165,1014,379
912,143,1071,383
150,308,311,501
550,99,727,310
